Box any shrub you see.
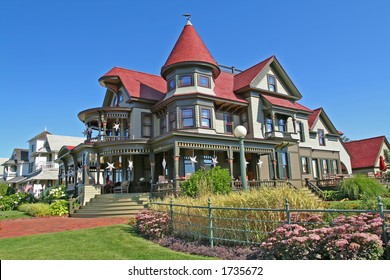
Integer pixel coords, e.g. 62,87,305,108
323,190,344,201
50,200,69,216
135,210,171,239
181,167,232,197
39,185,66,203
18,203,51,217
0,192,35,211
255,213,385,260
340,174,388,200
0,182,12,196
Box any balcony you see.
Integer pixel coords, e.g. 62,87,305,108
36,161,58,170
86,135,131,143
265,131,299,141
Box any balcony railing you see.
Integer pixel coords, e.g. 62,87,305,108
86,135,130,143
265,131,299,140
36,161,57,170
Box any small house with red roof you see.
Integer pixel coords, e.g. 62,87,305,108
344,136,390,175
56,18,351,202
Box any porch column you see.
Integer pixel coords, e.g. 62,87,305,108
227,148,234,179
98,120,102,137
272,114,278,131
272,152,278,180
96,153,101,185
64,164,68,188
150,153,155,184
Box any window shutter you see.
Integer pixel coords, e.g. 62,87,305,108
286,153,292,179
268,154,275,179
300,122,305,142
307,157,311,174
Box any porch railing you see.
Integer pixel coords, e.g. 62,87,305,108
305,179,325,199
232,180,294,190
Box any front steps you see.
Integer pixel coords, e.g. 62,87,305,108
70,193,149,218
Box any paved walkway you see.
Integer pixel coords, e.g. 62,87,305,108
0,216,129,239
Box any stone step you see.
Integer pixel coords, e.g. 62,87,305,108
70,193,148,218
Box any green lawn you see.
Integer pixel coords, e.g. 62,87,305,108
0,211,32,220
0,224,214,260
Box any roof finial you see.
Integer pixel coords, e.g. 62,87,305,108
182,14,192,26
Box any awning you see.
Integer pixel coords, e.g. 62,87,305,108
21,169,59,183
7,176,26,183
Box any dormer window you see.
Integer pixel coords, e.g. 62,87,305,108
168,77,176,91
267,74,277,92
178,74,193,87
198,74,211,88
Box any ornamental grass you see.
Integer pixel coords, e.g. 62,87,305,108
150,187,325,244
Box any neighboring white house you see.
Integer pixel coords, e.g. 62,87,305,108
1,148,30,186
2,130,84,197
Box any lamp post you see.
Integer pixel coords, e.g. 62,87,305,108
234,125,248,191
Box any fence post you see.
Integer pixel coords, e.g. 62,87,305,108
244,210,249,243
169,197,174,233
285,198,291,225
208,197,214,248
68,198,73,216
378,196,389,259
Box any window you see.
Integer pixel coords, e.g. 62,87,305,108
266,116,273,132
181,108,194,128
301,157,310,174
168,77,176,91
322,159,329,175
184,156,196,175
160,115,166,134
278,118,286,132
169,111,176,131
198,74,211,88
297,121,305,142
201,108,211,128
224,113,233,134
118,92,123,103
318,129,326,146
332,160,339,174
278,152,290,179
31,144,35,152
178,75,193,87
267,74,277,92
142,113,152,137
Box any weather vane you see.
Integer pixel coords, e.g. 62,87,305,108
182,13,192,25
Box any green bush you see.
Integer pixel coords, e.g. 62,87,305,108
181,167,232,197
0,182,15,196
18,203,51,217
0,192,35,211
39,185,66,203
323,190,344,201
50,200,69,216
340,174,388,200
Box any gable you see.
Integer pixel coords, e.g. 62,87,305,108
251,66,289,96
234,56,302,99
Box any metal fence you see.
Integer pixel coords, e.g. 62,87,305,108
149,196,390,258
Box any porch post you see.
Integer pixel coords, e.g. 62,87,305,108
96,153,101,185
150,153,155,184
228,148,234,179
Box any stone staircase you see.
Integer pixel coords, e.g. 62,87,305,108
296,186,324,203
70,193,149,218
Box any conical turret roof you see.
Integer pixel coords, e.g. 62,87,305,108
161,21,220,78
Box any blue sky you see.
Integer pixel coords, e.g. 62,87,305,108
0,0,389,158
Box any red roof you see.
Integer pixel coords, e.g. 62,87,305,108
262,95,312,112
344,136,386,169
161,23,220,78
308,108,322,129
214,72,247,103
100,67,166,101
233,56,274,92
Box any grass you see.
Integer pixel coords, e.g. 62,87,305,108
0,211,32,220
0,224,214,260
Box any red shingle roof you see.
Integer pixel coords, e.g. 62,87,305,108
262,95,312,112
214,72,248,103
344,136,386,169
233,56,274,92
308,108,322,129
161,24,220,78
100,67,166,101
